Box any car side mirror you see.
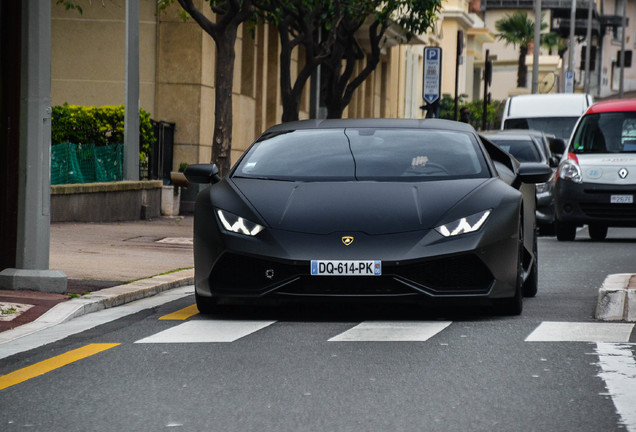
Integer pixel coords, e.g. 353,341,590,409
517,162,553,184
549,156,559,168
184,164,221,184
548,137,567,157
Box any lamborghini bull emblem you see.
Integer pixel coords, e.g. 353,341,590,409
342,236,354,246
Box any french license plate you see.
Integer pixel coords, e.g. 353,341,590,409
310,260,382,276
610,194,634,204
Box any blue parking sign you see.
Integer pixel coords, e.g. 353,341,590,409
423,47,442,104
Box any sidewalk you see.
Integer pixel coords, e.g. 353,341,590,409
0,216,195,334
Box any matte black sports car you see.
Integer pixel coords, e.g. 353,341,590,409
184,119,552,315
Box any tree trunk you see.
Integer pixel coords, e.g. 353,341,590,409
324,21,383,119
278,20,301,123
518,44,528,88
213,29,237,176
176,0,253,177
325,97,345,119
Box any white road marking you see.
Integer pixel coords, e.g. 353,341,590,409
328,321,452,342
525,321,634,342
0,286,194,360
595,343,636,432
134,320,276,343
156,237,192,245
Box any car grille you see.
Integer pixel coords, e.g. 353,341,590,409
393,254,494,294
580,203,636,219
209,253,494,297
278,277,415,296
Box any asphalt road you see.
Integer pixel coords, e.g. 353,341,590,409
1,227,635,432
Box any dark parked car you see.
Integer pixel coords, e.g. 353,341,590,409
185,119,552,315
482,130,558,233
555,99,636,241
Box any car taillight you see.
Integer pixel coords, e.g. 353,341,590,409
557,152,582,183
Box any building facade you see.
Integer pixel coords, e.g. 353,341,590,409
51,0,504,169
51,0,636,171
480,0,636,99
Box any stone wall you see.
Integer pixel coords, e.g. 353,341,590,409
51,181,163,222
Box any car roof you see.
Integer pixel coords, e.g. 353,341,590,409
480,131,550,162
481,131,540,141
485,129,547,137
586,98,636,114
505,93,593,118
263,118,475,134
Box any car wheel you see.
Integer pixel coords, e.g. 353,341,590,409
495,218,524,316
588,224,608,241
555,220,576,241
195,292,225,315
538,222,555,236
523,233,538,298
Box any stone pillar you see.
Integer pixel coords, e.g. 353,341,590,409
0,0,67,293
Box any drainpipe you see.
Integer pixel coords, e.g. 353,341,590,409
619,0,627,98
532,0,541,94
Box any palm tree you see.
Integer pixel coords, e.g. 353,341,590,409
540,31,566,56
495,11,547,88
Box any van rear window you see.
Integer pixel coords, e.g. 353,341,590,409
503,117,579,140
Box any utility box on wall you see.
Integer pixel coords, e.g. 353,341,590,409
150,120,175,183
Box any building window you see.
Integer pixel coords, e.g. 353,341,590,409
612,0,626,42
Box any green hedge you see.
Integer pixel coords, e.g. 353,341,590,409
438,94,504,131
51,103,155,160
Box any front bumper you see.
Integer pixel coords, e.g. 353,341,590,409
555,179,636,226
207,252,496,298
194,223,520,303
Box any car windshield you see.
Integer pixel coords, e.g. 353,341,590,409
233,128,490,182
570,112,636,154
504,117,579,140
489,138,543,162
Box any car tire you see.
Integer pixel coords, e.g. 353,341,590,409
195,292,225,315
538,222,555,236
523,234,538,298
495,218,524,316
555,220,576,241
588,224,608,241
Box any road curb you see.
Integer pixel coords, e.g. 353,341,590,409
595,273,636,322
0,269,194,344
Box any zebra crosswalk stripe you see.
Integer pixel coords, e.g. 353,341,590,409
328,321,452,342
525,321,635,343
134,320,276,343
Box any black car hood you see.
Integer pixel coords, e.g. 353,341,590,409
231,178,490,235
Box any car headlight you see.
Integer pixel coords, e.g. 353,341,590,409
558,154,582,183
536,171,555,193
217,209,264,236
435,210,491,237
535,181,550,193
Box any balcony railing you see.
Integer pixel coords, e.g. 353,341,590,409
481,0,595,10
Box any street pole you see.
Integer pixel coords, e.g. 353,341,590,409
482,49,491,131
532,0,541,94
124,0,140,181
619,0,627,98
454,30,463,121
0,0,67,293
583,1,593,94
567,0,576,92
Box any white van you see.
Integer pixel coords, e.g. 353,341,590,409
501,93,594,140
